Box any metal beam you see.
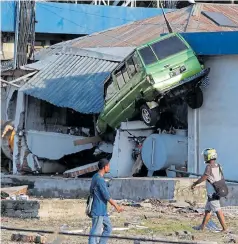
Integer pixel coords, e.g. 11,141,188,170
7,71,37,84
1,79,21,88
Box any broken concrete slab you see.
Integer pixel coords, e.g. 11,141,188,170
26,130,93,160
63,162,98,178
1,185,28,196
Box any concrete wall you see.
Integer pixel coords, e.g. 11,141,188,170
188,55,238,181
1,175,206,204
110,121,154,178
2,175,238,205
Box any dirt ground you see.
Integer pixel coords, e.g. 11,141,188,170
1,199,238,244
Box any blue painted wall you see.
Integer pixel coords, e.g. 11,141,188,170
1,1,16,32
1,1,172,34
161,32,238,55
181,32,238,55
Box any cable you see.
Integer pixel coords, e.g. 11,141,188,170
38,2,184,28
1,226,199,244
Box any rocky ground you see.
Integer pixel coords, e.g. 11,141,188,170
1,199,238,244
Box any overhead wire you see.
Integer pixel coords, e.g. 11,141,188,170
1,226,201,244
38,1,169,25
37,3,136,46
37,2,185,28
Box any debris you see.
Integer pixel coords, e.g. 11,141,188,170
170,201,191,208
63,162,98,178
16,194,29,201
61,229,84,234
117,199,141,207
1,191,9,199
132,154,143,176
140,202,153,209
175,230,195,241
113,227,130,231
73,136,101,146
1,185,28,197
193,220,220,232
11,233,46,243
228,235,238,243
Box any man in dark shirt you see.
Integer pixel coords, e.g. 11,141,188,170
88,158,123,244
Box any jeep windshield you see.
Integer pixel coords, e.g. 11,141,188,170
139,36,188,65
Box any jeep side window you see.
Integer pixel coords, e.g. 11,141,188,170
105,78,117,101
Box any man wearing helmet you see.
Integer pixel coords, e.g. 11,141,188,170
191,148,227,232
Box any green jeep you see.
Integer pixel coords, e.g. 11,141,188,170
96,33,210,134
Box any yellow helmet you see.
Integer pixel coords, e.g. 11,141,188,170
202,148,217,163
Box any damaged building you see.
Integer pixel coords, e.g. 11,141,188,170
2,47,134,175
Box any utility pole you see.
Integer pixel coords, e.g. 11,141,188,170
13,0,36,69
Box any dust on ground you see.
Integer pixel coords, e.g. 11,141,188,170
1,198,238,244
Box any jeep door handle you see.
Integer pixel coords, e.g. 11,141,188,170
164,64,170,68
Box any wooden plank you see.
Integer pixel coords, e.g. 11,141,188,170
1,185,28,196
73,136,101,146
63,162,98,178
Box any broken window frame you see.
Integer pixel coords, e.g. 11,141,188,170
114,62,132,90
40,100,60,119
114,70,125,90
126,56,137,78
104,77,118,102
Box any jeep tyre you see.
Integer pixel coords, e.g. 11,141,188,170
186,87,203,109
140,104,160,126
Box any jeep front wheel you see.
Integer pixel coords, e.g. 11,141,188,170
186,87,203,109
140,105,160,126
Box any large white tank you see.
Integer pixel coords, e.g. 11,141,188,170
141,131,188,175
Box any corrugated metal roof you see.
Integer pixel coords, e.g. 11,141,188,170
20,53,118,114
45,3,238,49
22,55,59,70
34,46,135,62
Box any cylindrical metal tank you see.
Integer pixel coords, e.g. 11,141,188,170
141,132,188,173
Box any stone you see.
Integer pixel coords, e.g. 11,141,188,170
140,202,153,208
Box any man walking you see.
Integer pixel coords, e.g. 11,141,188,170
89,158,123,244
191,148,228,232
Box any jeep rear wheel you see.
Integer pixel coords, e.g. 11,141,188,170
186,87,203,109
140,105,160,126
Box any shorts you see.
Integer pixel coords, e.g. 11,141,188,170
205,198,221,212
